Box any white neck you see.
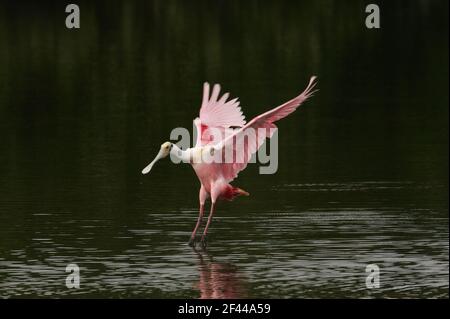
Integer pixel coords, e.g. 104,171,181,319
170,144,191,163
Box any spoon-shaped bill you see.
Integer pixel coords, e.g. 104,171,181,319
142,150,164,174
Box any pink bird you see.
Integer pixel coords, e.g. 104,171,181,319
142,76,317,248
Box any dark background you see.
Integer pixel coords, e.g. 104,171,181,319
0,0,448,298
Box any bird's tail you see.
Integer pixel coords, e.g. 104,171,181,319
221,185,250,201
234,187,250,197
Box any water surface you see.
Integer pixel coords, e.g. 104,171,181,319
0,1,448,298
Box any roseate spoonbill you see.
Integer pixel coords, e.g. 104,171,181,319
142,76,317,247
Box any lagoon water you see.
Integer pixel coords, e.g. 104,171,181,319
0,1,448,298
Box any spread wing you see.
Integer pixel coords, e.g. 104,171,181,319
213,76,318,182
194,83,246,147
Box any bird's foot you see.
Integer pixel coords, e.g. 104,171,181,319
188,237,197,247
200,236,207,249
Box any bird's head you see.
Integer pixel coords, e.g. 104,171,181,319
141,142,173,174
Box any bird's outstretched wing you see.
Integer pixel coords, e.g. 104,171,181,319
200,83,246,128
194,83,246,146
212,76,318,182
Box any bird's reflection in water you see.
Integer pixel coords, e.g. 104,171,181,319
193,248,247,299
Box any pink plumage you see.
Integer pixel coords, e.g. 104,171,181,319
193,76,317,184
191,76,317,247
142,76,317,248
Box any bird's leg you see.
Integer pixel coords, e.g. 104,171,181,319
200,202,216,249
189,203,204,246
189,186,209,246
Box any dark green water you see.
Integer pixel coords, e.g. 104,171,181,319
0,1,448,298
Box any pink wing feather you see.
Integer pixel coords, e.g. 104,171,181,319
214,76,318,182
200,83,246,128
194,83,246,147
